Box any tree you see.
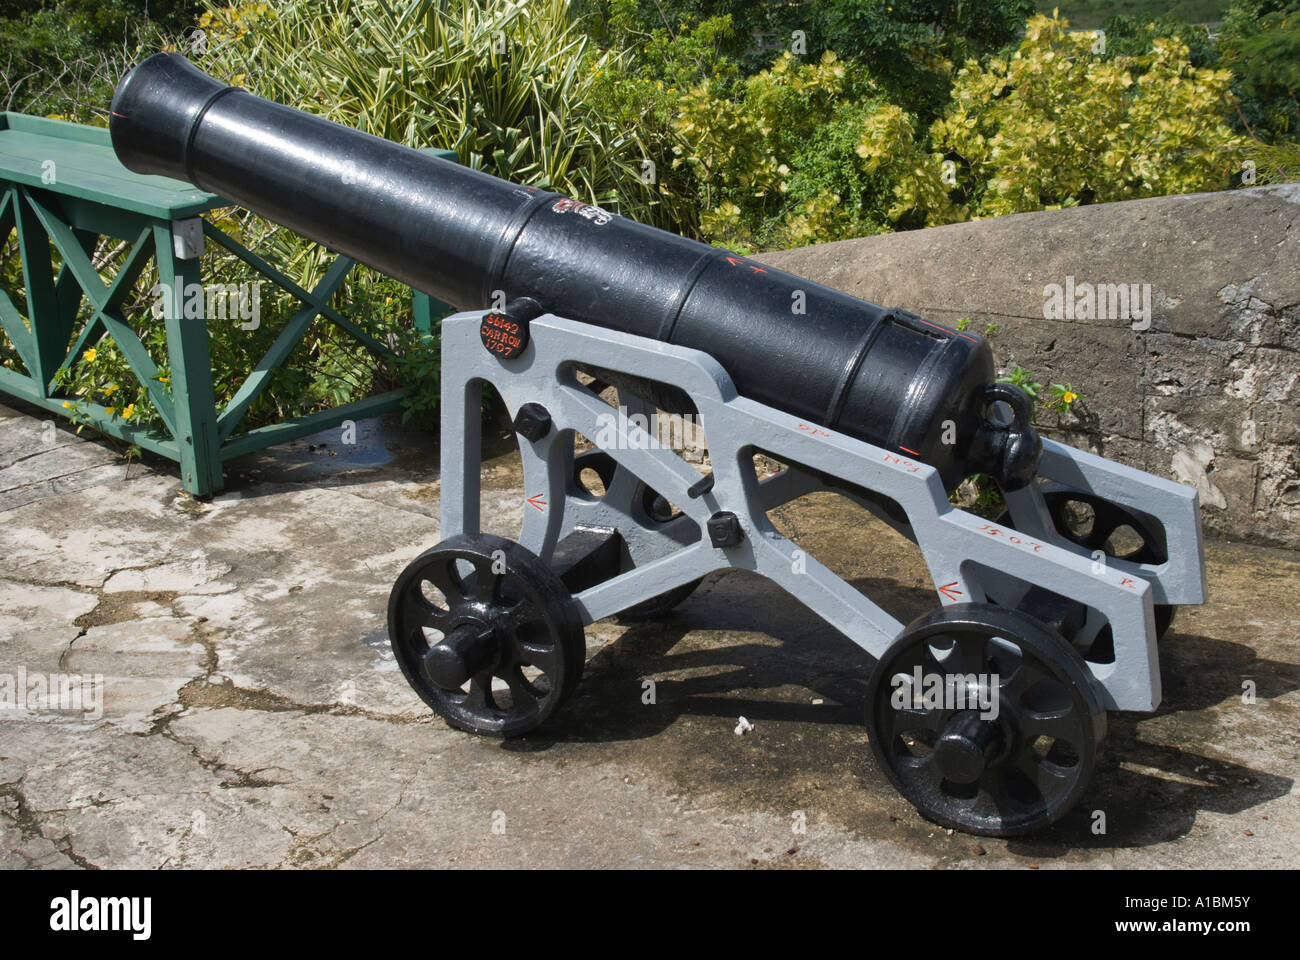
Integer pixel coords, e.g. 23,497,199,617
574,0,1035,120
1218,0,1300,143
0,0,199,117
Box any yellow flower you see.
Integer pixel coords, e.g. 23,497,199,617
105,407,116,417
62,400,72,409
122,403,136,419
1063,391,1078,404
104,383,119,395
83,348,97,362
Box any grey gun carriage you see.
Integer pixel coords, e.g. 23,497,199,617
109,53,1207,836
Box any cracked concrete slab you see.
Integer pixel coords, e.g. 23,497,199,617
0,400,1296,868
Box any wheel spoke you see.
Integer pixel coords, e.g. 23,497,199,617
1082,513,1120,551
993,763,1045,815
401,591,449,635
967,776,1014,820
895,753,942,790
934,631,986,675
884,705,948,737
465,672,494,714
1016,752,1071,794
1091,499,1129,530
474,554,508,601
998,658,1044,704
1021,706,1081,743
423,559,463,604
500,597,545,636
505,667,544,714
516,639,559,676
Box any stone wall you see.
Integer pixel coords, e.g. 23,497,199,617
756,184,1300,548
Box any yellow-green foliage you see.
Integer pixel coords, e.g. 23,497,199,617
874,13,1249,224
672,51,904,251
584,13,741,236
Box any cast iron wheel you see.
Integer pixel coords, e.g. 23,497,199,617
387,533,585,737
572,449,702,621
865,603,1106,837
996,495,1176,640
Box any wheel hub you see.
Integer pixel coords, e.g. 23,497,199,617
424,620,499,690
933,710,1003,784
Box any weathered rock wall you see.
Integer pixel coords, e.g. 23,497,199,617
756,184,1300,548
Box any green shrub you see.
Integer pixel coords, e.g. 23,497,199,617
6,0,1292,451
874,13,1248,224
194,0,660,221
671,51,920,251
576,0,1036,122
169,0,684,426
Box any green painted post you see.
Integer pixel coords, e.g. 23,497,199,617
153,221,223,497
413,291,433,335
13,189,62,394
413,290,451,340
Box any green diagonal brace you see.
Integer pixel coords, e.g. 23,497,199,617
0,290,35,375
0,188,38,377
216,253,355,439
25,192,176,431
201,221,394,358
51,227,95,350
58,227,155,380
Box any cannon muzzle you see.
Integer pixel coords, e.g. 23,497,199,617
110,52,1040,490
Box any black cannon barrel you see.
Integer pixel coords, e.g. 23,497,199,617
109,53,1039,490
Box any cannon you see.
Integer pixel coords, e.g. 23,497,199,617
111,53,1206,836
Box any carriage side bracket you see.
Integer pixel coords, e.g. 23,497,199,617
438,311,1203,712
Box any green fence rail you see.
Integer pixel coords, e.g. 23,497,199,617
0,112,451,496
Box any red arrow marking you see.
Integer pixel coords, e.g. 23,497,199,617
526,494,546,512
724,255,767,274
938,582,963,602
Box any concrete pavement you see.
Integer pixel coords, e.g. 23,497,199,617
0,401,1296,868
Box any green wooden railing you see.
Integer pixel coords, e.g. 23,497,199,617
0,112,451,496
